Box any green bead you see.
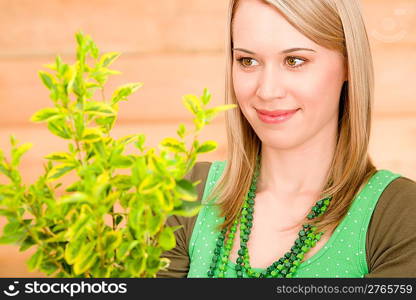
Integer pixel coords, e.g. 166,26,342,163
236,271,243,277
276,264,284,271
324,199,330,206
241,217,247,223
293,260,301,266
289,266,297,273
242,210,248,215
299,230,306,236
320,205,327,212
228,233,235,238
296,253,304,260
307,213,314,220
230,226,237,233
248,199,255,206
235,265,242,271
286,273,293,278
219,264,226,271
270,270,278,277
240,224,247,230
301,245,310,252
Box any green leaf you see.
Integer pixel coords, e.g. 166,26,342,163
111,175,132,191
111,155,133,168
84,101,116,117
135,134,146,152
148,211,164,235
65,205,93,240
81,128,102,143
40,260,59,276
100,52,120,67
44,152,73,162
27,249,44,272
64,239,83,264
182,94,201,115
47,163,76,181
38,71,55,90
197,140,217,154
111,82,143,104
11,143,33,166
139,175,162,194
177,124,186,139
117,241,139,261
171,200,202,217
159,137,186,153
175,179,198,201
102,231,122,253
19,235,36,252
31,108,60,122
154,190,173,212
60,192,89,205
201,88,212,105
158,226,176,251
47,119,72,139
73,242,98,275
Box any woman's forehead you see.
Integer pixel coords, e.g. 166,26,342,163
232,0,318,54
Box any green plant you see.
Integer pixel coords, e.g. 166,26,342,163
0,31,236,277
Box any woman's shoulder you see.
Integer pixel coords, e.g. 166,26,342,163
366,174,416,276
380,174,416,202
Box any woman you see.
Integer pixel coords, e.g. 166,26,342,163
157,0,416,278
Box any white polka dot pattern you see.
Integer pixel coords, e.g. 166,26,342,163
187,161,401,278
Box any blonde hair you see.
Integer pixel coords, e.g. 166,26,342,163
207,0,377,233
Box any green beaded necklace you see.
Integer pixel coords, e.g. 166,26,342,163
207,154,332,278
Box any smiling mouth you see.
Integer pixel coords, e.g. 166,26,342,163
255,108,299,124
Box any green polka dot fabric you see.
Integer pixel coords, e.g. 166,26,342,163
187,161,401,278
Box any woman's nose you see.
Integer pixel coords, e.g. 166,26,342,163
255,65,286,101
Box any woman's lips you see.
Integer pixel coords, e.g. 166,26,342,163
256,108,299,124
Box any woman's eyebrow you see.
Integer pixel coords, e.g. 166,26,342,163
233,47,316,54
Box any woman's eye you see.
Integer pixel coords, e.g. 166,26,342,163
236,57,259,68
285,56,306,68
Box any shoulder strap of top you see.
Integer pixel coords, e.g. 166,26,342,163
349,169,402,273
201,160,227,205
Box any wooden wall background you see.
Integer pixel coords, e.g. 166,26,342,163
0,0,415,277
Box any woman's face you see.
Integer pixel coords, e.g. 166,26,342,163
232,0,347,150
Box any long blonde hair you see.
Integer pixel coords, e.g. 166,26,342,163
207,0,377,233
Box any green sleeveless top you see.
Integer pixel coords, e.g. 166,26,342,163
187,161,401,278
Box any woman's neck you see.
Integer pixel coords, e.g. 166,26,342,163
257,128,337,198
